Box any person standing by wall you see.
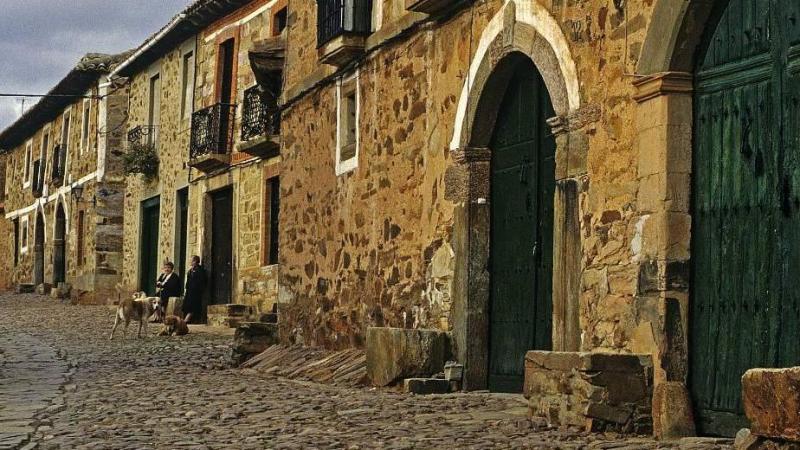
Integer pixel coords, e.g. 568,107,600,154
155,261,182,322
183,255,207,324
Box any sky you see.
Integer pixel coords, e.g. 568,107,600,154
0,0,194,130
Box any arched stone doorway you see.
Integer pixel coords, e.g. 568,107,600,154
53,203,67,286
34,211,45,287
634,0,800,437
447,0,583,391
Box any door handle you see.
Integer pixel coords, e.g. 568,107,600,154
532,242,538,258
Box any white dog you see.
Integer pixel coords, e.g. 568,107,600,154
109,292,159,339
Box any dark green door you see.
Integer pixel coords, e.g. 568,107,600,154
140,197,161,296
691,0,800,436
488,58,555,392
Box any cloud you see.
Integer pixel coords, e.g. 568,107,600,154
0,0,194,130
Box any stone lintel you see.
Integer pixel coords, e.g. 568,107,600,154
633,72,694,104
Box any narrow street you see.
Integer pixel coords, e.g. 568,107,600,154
0,294,732,449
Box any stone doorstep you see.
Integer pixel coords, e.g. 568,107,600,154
403,378,451,395
525,351,652,373
524,351,654,435
365,327,452,387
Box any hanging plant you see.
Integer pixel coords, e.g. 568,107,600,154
123,141,159,179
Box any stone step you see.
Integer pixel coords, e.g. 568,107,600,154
207,304,253,318
231,322,280,365
403,377,452,395
16,284,35,294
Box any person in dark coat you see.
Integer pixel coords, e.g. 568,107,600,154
183,255,207,324
155,261,182,323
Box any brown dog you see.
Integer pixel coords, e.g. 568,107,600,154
110,293,159,339
158,315,189,336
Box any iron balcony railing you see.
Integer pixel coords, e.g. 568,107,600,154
190,103,237,159
127,125,159,148
316,0,373,47
241,86,280,141
51,144,66,184
31,160,43,198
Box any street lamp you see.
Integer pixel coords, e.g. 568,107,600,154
70,184,96,207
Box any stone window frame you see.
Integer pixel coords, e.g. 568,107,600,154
20,215,28,255
335,70,360,176
146,62,162,146
270,0,288,36
23,140,33,188
39,125,51,184
61,108,72,181
80,97,91,155
179,39,197,122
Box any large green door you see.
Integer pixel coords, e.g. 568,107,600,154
488,59,555,392
691,0,800,436
140,197,161,297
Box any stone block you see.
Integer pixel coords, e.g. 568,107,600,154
165,297,183,317
524,351,653,434
743,367,800,442
403,378,451,395
232,322,280,365
653,381,695,440
366,327,451,387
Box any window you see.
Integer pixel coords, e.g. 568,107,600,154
61,111,71,150
20,216,28,254
12,218,19,266
23,141,32,186
262,176,280,266
81,99,91,154
181,50,195,120
272,5,288,36
77,210,85,265
336,74,359,175
148,73,161,146
40,129,49,185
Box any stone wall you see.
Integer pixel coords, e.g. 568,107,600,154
187,0,281,309
121,40,194,292
278,0,664,354
0,82,121,303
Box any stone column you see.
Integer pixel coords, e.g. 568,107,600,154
548,107,594,353
448,146,491,391
632,71,696,439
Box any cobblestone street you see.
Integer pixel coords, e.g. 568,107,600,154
0,294,733,449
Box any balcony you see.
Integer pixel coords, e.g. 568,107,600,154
31,160,43,198
127,125,159,148
316,0,372,66
189,103,236,173
405,0,470,15
239,86,281,158
51,144,66,186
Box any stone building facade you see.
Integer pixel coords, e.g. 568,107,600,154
116,0,287,318
274,0,798,438
0,53,129,304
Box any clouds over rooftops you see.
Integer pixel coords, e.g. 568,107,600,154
0,0,193,130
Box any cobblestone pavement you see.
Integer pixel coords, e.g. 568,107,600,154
0,293,734,449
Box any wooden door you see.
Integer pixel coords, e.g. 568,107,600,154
691,0,800,436
139,197,160,296
33,213,44,286
488,59,555,392
53,204,66,284
210,188,233,305
176,188,189,277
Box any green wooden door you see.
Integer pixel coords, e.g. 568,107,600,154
488,59,555,392
692,0,800,436
140,197,161,297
